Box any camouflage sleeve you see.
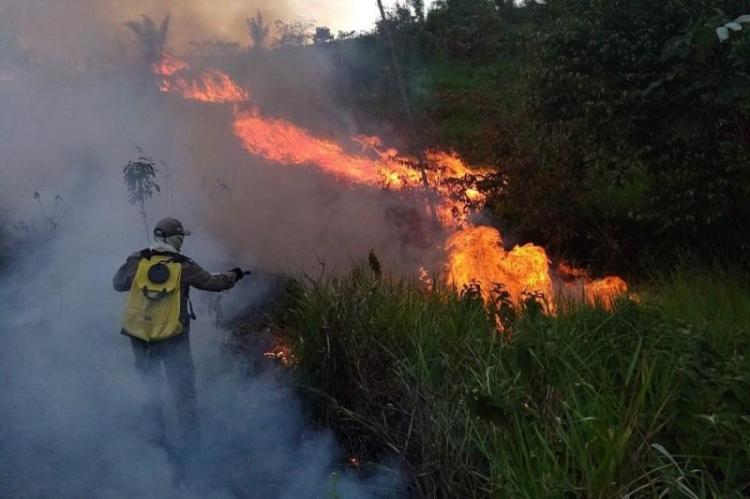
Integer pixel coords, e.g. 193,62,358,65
181,258,238,292
113,252,141,292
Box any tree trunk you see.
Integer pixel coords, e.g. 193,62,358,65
375,0,437,224
140,200,150,244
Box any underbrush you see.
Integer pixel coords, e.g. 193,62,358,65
411,60,526,165
274,264,750,498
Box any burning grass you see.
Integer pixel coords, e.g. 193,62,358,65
271,263,750,498
150,53,630,313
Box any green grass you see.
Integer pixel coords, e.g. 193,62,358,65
272,264,750,497
649,265,750,351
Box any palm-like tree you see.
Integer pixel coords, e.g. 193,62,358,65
246,11,269,50
124,14,170,65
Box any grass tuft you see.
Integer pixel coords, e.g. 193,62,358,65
273,263,750,497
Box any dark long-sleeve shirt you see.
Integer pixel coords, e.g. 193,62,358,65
113,249,237,327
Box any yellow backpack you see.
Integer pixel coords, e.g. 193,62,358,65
122,254,184,342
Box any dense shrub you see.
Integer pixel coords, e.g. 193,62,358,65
424,0,508,59
498,1,750,270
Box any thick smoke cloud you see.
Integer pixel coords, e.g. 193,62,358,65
1,0,431,274
0,2,410,497
0,206,403,497
1,0,385,61
0,78,405,497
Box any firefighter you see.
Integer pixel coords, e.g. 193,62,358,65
113,217,245,458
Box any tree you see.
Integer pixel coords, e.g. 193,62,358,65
124,14,170,66
424,0,505,59
274,19,315,47
123,149,160,243
336,30,357,40
246,10,269,50
509,0,750,267
494,0,515,16
410,0,425,22
313,26,334,44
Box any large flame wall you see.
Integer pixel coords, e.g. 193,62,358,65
156,54,627,310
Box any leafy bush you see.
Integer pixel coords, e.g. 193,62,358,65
499,1,750,270
424,0,507,59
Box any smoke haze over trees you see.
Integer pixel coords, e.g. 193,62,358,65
1,0,749,497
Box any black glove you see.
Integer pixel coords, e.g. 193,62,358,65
229,268,245,281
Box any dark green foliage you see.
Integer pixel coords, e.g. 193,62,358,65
410,0,425,23
424,0,507,59
276,263,750,497
330,0,749,271
280,266,497,497
499,1,750,270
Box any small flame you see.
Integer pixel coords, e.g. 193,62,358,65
152,53,189,77
558,263,629,308
264,342,297,367
418,266,434,290
154,53,248,103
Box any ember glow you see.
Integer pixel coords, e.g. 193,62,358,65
154,54,628,312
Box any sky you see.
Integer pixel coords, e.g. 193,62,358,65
1,0,437,61
315,0,437,32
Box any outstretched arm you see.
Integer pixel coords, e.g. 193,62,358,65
182,259,238,292
113,252,141,292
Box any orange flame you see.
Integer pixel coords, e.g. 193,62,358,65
233,110,485,231
233,109,384,184
151,54,628,313
557,263,629,308
445,226,554,308
154,53,247,103
583,276,629,307
153,53,188,77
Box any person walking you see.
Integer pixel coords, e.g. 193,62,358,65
113,217,245,463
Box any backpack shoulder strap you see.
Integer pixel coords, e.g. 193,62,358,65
138,248,188,264
167,253,188,264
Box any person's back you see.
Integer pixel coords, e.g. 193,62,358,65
112,217,245,475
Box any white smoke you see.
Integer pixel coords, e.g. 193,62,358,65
0,3,408,497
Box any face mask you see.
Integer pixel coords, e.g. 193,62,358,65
166,234,184,251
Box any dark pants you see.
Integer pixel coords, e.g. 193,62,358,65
130,332,200,454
